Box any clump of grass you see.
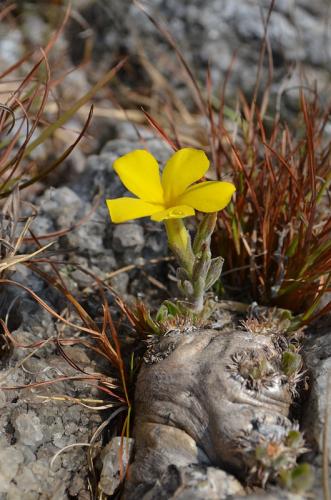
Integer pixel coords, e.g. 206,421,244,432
212,91,331,325
129,0,331,327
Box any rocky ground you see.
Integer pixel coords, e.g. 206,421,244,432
0,1,330,499
67,0,331,113
0,135,173,499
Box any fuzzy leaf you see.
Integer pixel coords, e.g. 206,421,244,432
192,246,211,284
178,280,194,297
281,351,302,377
176,267,190,282
279,463,314,494
205,256,224,290
161,300,182,318
285,430,305,449
193,213,217,255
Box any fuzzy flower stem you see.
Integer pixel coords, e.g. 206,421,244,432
165,213,223,315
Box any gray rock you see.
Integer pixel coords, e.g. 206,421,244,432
0,390,6,409
302,328,331,465
30,215,54,236
12,466,40,493
69,0,331,112
39,186,83,227
231,492,304,500
15,413,44,447
99,436,134,495
0,447,24,489
113,223,145,265
113,224,145,252
0,28,23,68
110,272,130,295
20,11,48,46
137,464,245,500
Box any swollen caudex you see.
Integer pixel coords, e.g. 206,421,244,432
124,325,306,497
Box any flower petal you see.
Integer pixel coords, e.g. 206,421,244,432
113,150,164,204
176,181,235,212
162,148,209,203
106,197,163,223
151,205,195,222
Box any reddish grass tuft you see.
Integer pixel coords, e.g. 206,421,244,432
132,0,331,325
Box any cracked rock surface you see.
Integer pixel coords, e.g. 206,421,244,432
0,309,101,499
301,321,331,499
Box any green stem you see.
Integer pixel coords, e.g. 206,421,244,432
165,219,194,276
164,214,222,317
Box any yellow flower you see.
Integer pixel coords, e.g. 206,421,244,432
106,148,235,223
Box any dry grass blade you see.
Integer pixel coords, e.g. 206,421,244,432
0,105,94,199
0,256,133,405
0,278,100,335
0,241,54,273
35,395,121,411
40,195,100,236
50,443,93,470
23,56,127,159
133,0,206,116
142,109,178,150
0,5,127,204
